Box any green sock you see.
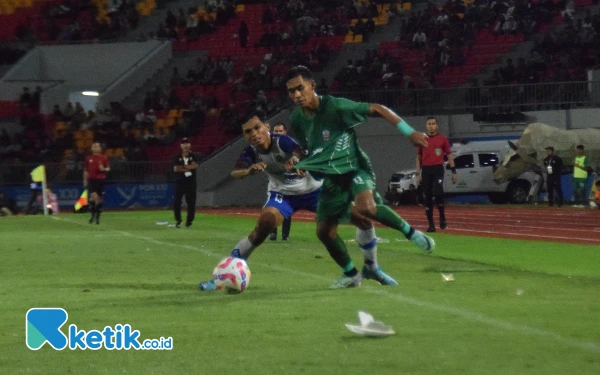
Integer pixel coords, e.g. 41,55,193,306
374,204,414,238
322,234,355,274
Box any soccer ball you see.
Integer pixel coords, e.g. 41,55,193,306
212,257,251,293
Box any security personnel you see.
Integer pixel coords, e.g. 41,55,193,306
543,146,563,207
573,144,590,207
173,138,199,228
416,117,456,232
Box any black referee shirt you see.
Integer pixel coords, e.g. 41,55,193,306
173,152,199,184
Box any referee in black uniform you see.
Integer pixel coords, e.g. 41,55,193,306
173,138,198,228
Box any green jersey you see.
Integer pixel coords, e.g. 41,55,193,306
290,95,374,177
574,155,589,179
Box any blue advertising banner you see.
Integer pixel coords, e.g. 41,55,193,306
2,183,175,210
104,183,175,208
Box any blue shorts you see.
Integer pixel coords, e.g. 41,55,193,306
263,189,321,219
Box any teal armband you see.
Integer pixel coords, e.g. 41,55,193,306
396,120,415,137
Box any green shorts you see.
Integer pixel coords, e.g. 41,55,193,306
316,169,383,223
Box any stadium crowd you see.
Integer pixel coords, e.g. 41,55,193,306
3,0,600,170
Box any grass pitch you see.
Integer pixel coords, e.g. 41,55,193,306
1,211,599,374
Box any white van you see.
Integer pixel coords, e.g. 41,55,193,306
387,140,538,204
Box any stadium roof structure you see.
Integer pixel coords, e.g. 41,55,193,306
0,40,171,113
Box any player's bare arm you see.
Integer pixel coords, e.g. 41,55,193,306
368,104,428,148
231,162,267,179
284,145,308,176
284,156,300,172
284,156,306,177
178,162,198,172
416,152,422,185
447,153,457,184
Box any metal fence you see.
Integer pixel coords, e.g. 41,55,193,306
332,81,600,116
0,161,175,186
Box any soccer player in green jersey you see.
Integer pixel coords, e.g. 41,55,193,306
285,66,435,288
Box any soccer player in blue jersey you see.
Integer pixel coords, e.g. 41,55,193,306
200,110,397,290
269,122,292,241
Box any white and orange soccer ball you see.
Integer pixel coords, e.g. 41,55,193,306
212,257,251,293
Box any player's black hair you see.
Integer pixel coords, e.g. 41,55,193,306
576,144,585,150
272,122,286,129
426,116,437,122
596,180,600,186
284,66,314,85
240,109,267,127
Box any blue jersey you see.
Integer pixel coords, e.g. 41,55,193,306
236,134,322,196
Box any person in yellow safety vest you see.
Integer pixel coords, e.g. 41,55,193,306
573,144,590,207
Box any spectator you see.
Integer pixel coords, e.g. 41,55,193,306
0,191,16,216
52,105,63,119
177,8,187,29
502,16,518,34
63,102,74,121
211,63,227,85
223,57,234,78
403,75,416,90
188,91,203,112
450,47,466,66
262,6,275,24
365,18,375,39
501,59,515,82
440,47,451,66
166,10,177,30
157,23,168,38
72,103,86,128
436,11,450,26
167,90,181,109
316,41,330,65
220,101,239,135
562,2,575,21
317,78,329,94
37,188,59,215
171,67,182,86
32,86,42,110
19,87,32,108
514,58,529,82
239,21,249,48
0,129,9,147
412,29,427,48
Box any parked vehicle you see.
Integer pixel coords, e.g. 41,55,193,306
387,140,538,204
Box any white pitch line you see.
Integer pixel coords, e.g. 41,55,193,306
51,216,600,354
448,228,600,243
213,212,600,240
211,210,599,227
381,218,600,234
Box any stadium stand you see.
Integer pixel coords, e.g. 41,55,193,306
2,0,600,168
0,0,156,42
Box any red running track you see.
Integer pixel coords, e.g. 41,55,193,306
199,206,600,246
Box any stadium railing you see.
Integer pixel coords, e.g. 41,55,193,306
0,161,175,185
331,81,600,116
